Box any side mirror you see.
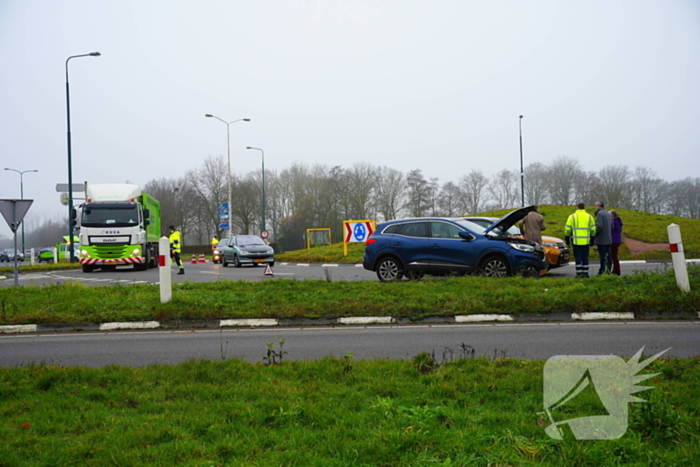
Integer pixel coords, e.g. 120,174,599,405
143,209,150,219
144,220,150,226
71,208,77,222
71,220,77,226
458,231,475,241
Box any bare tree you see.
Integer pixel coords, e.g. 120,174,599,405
460,169,489,214
630,167,667,214
374,166,405,222
405,169,430,217
488,169,519,210
231,173,260,235
666,178,700,219
523,162,550,206
344,162,377,220
187,156,228,242
548,156,583,205
596,165,632,209
437,181,463,217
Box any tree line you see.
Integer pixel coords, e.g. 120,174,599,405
5,156,699,252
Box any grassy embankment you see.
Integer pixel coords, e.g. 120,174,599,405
1,266,699,325
1,355,698,466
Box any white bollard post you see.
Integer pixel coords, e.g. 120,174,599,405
30,247,35,266
159,236,172,303
52,247,58,264
668,224,690,293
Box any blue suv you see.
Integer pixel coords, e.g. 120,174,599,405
363,206,546,282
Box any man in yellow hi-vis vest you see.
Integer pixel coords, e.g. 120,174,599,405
169,225,185,275
565,203,597,278
211,235,219,252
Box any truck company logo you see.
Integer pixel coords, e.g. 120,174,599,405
541,347,668,440
103,230,121,234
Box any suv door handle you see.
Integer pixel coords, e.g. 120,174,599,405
392,241,403,246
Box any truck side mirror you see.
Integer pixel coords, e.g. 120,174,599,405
143,209,150,219
144,220,150,226
71,220,77,226
71,208,77,221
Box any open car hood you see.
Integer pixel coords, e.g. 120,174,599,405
483,205,537,235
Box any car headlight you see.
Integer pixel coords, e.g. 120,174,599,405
214,249,221,255
508,242,535,253
267,248,274,254
542,241,558,248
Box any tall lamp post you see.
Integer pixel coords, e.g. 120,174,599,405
519,115,524,207
4,168,38,252
246,147,265,232
205,114,250,237
66,51,100,262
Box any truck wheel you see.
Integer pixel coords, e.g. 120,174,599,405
82,265,94,273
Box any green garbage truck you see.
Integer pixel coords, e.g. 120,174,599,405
75,184,161,272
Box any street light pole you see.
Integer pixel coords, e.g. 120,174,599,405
66,51,100,262
205,115,250,237
4,168,38,252
246,147,265,232
519,115,524,208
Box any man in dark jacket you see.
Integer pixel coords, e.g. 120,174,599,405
594,201,613,275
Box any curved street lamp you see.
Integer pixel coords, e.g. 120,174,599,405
4,168,38,252
246,147,265,233
205,114,250,237
66,51,101,262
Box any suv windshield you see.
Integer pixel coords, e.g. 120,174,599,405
81,204,139,227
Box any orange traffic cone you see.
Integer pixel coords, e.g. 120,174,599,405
191,253,197,265
264,264,274,276
199,252,206,263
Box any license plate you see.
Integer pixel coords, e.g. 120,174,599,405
253,259,265,263
105,260,118,265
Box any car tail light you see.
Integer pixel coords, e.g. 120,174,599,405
366,238,377,245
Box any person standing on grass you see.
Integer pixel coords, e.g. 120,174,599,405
594,201,613,275
518,206,546,245
610,210,623,276
565,203,597,278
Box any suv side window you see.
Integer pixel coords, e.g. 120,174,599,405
383,224,400,234
398,222,428,238
430,221,462,239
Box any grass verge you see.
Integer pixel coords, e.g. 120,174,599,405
1,267,699,325
1,355,698,466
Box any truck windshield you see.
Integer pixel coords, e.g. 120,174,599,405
81,206,139,227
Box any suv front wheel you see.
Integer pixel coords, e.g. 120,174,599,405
376,257,404,282
479,255,510,278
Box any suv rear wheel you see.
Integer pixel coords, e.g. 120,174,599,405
376,256,404,282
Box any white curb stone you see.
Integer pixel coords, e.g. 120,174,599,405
455,314,514,323
338,316,394,324
571,312,635,320
100,321,161,331
0,324,38,333
220,319,279,327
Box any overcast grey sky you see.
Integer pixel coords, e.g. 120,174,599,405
1,0,699,240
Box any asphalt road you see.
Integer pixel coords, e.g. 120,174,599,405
0,259,681,287
1,322,697,368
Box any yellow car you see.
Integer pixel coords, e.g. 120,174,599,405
461,217,570,269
